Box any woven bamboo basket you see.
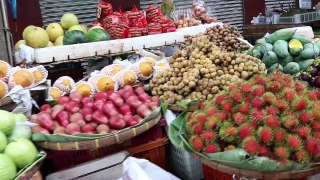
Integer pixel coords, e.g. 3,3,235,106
168,103,199,112
16,152,46,180
194,154,320,180
35,114,161,151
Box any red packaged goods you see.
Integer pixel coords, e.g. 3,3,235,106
127,7,147,28
96,1,113,22
147,23,162,35
103,11,130,39
128,27,147,38
146,5,165,23
161,20,176,33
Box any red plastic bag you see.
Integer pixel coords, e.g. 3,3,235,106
161,20,176,33
147,23,162,35
146,5,164,23
96,2,113,22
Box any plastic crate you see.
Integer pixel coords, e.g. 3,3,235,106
128,137,169,170
279,11,320,24
41,121,166,175
46,151,129,180
167,144,203,180
202,164,232,180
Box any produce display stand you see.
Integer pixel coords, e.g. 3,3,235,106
194,154,320,180
26,23,222,64
35,114,161,151
15,152,47,180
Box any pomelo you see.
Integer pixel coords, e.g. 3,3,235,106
25,27,49,48
0,131,7,152
54,36,64,46
47,41,54,47
0,154,16,180
13,114,27,123
0,110,15,136
14,40,26,51
46,23,64,42
22,25,35,40
4,138,38,169
68,24,88,34
61,13,79,29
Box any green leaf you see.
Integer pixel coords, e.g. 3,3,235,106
161,102,168,115
177,101,190,109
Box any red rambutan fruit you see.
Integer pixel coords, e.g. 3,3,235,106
283,88,296,101
307,90,318,101
266,107,278,115
312,110,320,121
201,130,217,142
287,134,303,150
217,112,228,121
244,97,251,104
229,85,238,92
232,113,247,125
251,85,265,97
313,121,320,131
222,101,233,112
205,116,220,130
259,144,269,157
187,113,193,121
242,137,260,156
252,98,265,109
299,112,313,124
293,98,308,111
247,121,258,129
238,103,250,114
241,84,252,94
192,123,204,135
219,126,238,143
206,108,217,116
282,114,298,130
205,144,220,153
314,131,320,140
250,110,265,124
215,95,226,106
231,91,243,103
265,116,280,128
295,150,311,164
295,82,306,92
274,128,287,144
277,158,291,165
225,145,236,151
315,91,320,100
295,126,311,139
190,136,204,152
305,139,320,155
274,146,290,159
239,124,254,139
194,112,207,124
186,121,197,131
257,127,273,145
262,92,277,105
266,82,281,93
275,100,288,112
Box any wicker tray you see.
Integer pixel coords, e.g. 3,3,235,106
194,154,320,180
15,151,46,180
35,114,161,151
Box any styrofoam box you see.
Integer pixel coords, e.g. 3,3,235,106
46,151,130,180
167,144,203,180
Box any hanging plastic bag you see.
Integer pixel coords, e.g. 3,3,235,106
118,157,180,180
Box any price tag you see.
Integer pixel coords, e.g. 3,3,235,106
299,0,312,9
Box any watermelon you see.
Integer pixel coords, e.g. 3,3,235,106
63,30,87,45
86,29,112,42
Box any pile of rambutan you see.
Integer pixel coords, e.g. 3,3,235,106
186,72,320,164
